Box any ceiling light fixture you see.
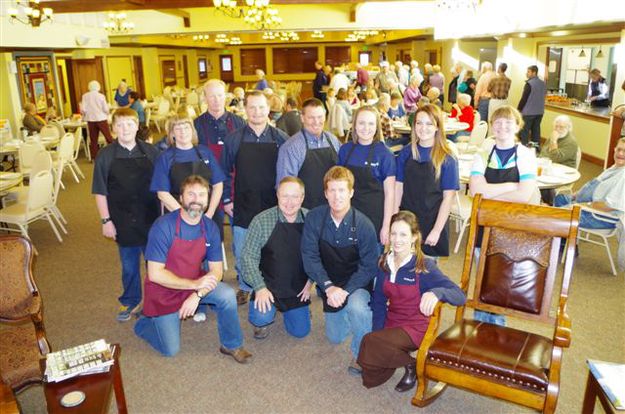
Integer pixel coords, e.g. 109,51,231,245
344,30,379,42
103,12,135,34
7,0,53,27
578,47,586,58
311,30,324,39
193,34,210,42
596,46,604,58
213,0,282,30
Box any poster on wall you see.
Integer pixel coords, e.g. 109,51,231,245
32,77,48,112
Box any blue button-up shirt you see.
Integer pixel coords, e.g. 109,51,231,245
301,205,378,293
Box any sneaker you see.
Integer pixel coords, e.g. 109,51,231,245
347,358,362,376
116,305,134,322
193,312,207,323
236,289,249,306
253,325,270,340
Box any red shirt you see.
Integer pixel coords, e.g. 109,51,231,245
451,105,475,131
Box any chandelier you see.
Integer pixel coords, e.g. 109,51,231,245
7,0,53,27
103,12,135,34
262,31,299,42
213,0,281,30
311,30,324,39
215,34,242,45
193,34,210,42
345,30,379,42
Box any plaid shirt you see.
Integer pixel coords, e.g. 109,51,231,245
240,206,308,291
379,112,397,139
488,74,511,99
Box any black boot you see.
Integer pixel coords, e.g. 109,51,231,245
394,364,417,392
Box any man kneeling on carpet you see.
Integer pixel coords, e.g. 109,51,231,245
135,175,251,362
357,211,465,392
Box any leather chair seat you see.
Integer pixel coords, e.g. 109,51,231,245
427,320,552,392
0,325,43,390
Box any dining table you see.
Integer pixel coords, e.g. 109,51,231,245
0,171,23,193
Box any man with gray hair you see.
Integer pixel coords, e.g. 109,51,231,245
539,115,579,168
81,80,113,158
376,61,399,94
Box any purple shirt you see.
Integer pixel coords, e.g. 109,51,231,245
403,86,422,113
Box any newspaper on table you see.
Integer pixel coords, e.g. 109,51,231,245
44,339,115,383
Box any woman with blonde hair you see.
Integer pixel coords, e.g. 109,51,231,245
395,104,458,258
338,106,396,245
357,210,465,392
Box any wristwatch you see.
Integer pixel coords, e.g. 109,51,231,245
195,290,205,299
101,217,112,224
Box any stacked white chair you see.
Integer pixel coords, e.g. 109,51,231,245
39,124,61,141
150,99,171,133
18,141,46,178
457,120,488,153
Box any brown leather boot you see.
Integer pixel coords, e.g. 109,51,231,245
394,364,416,392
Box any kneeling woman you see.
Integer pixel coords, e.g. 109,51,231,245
357,211,465,392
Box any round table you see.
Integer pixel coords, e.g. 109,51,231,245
0,172,23,193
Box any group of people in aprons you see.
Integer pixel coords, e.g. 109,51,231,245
94,75,543,392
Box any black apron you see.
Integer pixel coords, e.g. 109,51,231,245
233,131,279,228
168,146,213,201
399,151,449,257
107,141,159,247
298,131,337,210
317,208,360,313
344,144,385,237
255,210,309,312
476,145,520,246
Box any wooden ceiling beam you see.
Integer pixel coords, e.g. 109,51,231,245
40,0,389,14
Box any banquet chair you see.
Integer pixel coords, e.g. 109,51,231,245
0,170,63,244
449,192,473,253
2,150,52,209
39,124,60,140
17,141,46,179
186,90,200,114
413,195,580,414
0,235,51,393
150,99,171,133
327,103,350,141
52,133,78,184
457,120,487,153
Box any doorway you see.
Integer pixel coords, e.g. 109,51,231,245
67,57,106,114
220,55,234,83
133,56,146,98
182,55,189,88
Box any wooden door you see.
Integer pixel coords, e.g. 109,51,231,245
220,55,234,83
182,55,189,88
133,56,146,98
69,57,106,113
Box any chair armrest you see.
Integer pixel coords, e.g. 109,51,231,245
416,302,445,372
553,299,571,348
575,203,619,222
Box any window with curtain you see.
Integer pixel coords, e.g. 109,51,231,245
240,48,267,76
273,47,318,74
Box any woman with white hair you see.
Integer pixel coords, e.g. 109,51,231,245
539,115,579,168
255,69,268,91
81,80,113,159
114,80,132,108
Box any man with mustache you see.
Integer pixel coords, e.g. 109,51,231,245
135,175,251,362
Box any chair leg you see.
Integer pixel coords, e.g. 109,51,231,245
72,160,86,179
601,235,617,276
50,208,68,234
412,377,447,407
453,218,469,254
67,164,80,183
52,205,68,225
45,212,63,242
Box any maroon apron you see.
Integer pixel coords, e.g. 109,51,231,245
383,275,430,347
143,212,207,317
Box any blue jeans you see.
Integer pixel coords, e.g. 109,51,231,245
118,245,145,309
232,225,252,292
472,247,506,326
477,98,490,123
248,301,311,338
520,114,543,146
324,288,372,358
134,282,243,357
554,194,618,230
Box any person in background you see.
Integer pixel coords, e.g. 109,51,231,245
135,175,251,362
241,177,312,340
313,61,329,110
474,62,497,122
356,63,369,91
395,104,459,259
301,166,378,376
264,88,283,122
255,69,269,91
326,88,337,109
347,86,361,107
221,91,289,306
487,63,512,119
229,87,245,112
81,80,113,159
276,98,340,210
517,65,546,148
388,92,406,120
540,115,579,168
448,93,475,142
469,105,538,325
330,68,351,97
276,97,303,137
395,61,410,91
22,102,45,135
409,60,421,81
45,104,59,123
403,77,423,115
428,65,445,105
336,88,353,122
587,68,610,108
426,87,442,108
447,63,463,105
93,108,160,322
338,106,396,245
129,92,145,127
358,211,465,392
376,61,399,94
114,81,132,108
376,94,396,142
611,80,625,137
364,89,378,107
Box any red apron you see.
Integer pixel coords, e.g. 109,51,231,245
143,212,207,317
383,275,430,347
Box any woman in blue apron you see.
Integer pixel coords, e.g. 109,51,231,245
338,106,396,246
469,105,539,326
395,105,459,258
